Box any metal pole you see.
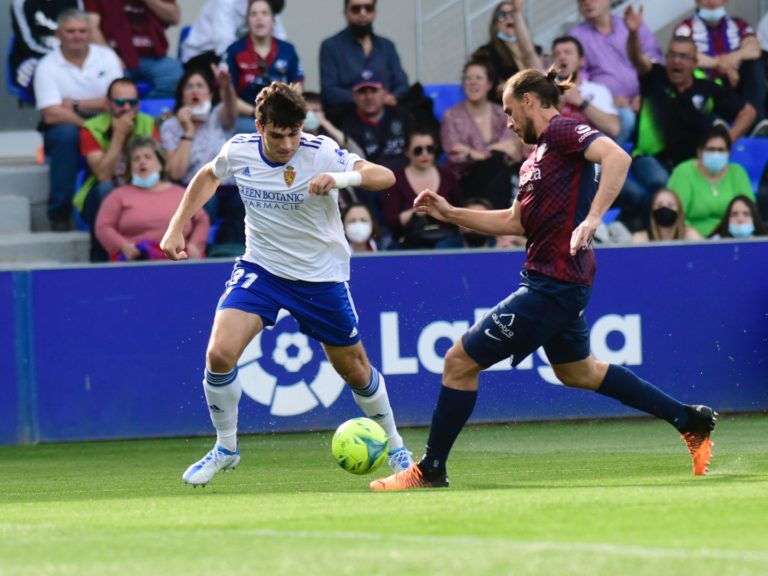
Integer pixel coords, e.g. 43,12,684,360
416,0,424,82
463,0,472,59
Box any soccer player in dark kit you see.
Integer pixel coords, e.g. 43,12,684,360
371,67,717,491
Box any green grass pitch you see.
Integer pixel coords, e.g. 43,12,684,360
1,414,766,576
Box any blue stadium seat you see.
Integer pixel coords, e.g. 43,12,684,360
139,98,175,118
136,82,154,99
178,25,191,59
424,83,465,122
731,137,768,194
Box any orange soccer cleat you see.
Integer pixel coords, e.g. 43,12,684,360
680,405,717,476
369,463,449,491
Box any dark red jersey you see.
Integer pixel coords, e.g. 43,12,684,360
517,115,602,285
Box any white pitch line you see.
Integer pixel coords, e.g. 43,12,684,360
233,529,768,562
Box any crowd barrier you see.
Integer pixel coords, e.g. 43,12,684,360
2,241,767,445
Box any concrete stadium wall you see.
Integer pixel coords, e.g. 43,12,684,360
2,241,767,445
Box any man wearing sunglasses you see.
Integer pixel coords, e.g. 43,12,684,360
33,8,122,231
319,0,409,117
76,77,160,260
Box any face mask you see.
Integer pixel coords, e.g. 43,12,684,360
304,110,321,131
349,23,373,38
346,220,372,244
728,222,754,238
463,232,489,247
496,31,517,43
652,206,678,227
697,7,726,23
701,151,729,174
190,98,212,120
132,171,160,189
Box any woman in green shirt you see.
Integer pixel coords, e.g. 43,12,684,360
667,125,754,236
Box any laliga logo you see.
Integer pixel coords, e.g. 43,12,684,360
379,310,642,384
238,310,345,416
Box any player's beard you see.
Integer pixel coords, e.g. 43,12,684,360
521,116,538,145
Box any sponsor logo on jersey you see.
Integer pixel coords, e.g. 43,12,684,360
284,165,296,186
536,143,547,162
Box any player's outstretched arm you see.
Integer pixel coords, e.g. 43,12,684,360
414,190,524,236
161,162,221,260
570,137,631,255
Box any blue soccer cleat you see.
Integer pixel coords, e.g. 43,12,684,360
182,444,240,486
387,446,413,473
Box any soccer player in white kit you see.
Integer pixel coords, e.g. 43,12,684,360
161,82,413,486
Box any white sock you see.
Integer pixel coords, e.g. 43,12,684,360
204,368,242,452
351,367,404,451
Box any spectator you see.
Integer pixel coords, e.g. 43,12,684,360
33,8,122,231
161,67,241,251
342,203,380,252
631,188,702,243
441,59,520,209
76,77,159,260
570,0,662,144
302,91,358,152
667,124,754,237
319,0,409,118
181,0,288,72
84,0,184,98
383,128,461,249
340,71,409,171
708,194,767,239
435,197,497,249
495,234,526,248
95,136,209,261
471,0,542,104
161,67,237,186
624,7,756,206
552,35,620,139
674,0,765,131
225,0,304,134
338,71,409,218
10,0,83,97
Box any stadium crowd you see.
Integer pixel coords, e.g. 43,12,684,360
8,0,768,262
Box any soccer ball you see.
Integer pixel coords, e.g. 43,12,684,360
331,417,389,475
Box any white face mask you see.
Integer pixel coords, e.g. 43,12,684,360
190,98,212,120
304,110,321,131
345,220,372,244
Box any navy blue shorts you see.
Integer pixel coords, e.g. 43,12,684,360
462,271,592,368
217,259,361,347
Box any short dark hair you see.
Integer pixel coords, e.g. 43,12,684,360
669,35,697,52
254,82,307,128
345,0,376,8
107,77,138,100
405,126,438,149
173,68,216,113
699,123,732,151
302,91,322,105
552,35,584,58
463,59,496,84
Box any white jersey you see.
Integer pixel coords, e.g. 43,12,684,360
212,132,362,282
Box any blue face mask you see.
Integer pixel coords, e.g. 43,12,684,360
728,222,754,238
132,171,160,189
701,151,729,174
497,31,517,43
698,7,726,23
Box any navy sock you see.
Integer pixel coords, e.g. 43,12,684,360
597,364,688,430
420,386,477,477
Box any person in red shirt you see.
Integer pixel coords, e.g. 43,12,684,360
371,68,718,491
84,0,183,98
